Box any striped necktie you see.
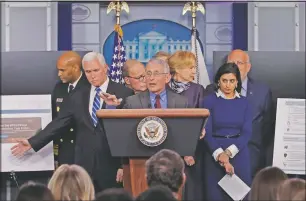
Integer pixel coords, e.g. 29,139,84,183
91,87,101,127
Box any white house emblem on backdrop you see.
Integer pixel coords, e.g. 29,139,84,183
124,31,191,63
137,116,168,147
72,4,91,21
214,25,232,42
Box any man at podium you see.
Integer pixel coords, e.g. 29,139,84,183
123,58,188,109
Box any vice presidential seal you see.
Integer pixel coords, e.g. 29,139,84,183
137,116,167,147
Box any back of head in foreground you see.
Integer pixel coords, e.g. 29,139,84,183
135,185,177,201
145,149,185,194
15,181,54,201
48,164,95,201
95,188,134,201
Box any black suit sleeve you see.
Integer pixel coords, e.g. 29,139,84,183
28,95,74,152
51,83,58,120
203,84,215,98
117,88,134,109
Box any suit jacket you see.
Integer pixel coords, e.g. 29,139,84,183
51,74,89,165
29,80,134,191
123,88,189,109
204,77,273,174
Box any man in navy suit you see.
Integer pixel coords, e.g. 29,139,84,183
205,49,273,178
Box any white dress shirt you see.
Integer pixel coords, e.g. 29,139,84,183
68,72,83,92
89,77,110,114
212,89,241,161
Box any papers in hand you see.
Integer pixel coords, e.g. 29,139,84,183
218,174,250,201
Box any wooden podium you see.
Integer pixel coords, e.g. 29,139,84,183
97,109,209,198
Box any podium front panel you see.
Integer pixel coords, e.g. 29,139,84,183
102,117,205,157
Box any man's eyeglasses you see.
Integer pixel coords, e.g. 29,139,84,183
230,61,249,65
145,71,168,78
127,75,145,82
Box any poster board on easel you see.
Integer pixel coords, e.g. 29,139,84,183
1,95,54,173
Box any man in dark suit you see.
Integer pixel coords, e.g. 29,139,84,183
52,51,89,167
11,52,134,192
123,58,188,109
205,49,273,178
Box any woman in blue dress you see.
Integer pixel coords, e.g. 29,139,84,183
202,62,252,200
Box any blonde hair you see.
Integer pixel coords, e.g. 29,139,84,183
168,51,196,75
277,178,306,201
48,164,95,201
153,51,171,61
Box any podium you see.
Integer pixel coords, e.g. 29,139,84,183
97,109,209,198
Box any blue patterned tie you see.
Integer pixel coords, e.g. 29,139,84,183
91,87,101,127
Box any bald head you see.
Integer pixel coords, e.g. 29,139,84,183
57,51,82,68
123,59,146,93
227,49,251,81
57,51,82,84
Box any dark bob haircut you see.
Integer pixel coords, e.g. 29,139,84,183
214,62,242,93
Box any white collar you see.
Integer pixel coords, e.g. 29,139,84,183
216,89,241,99
69,72,82,89
91,77,109,93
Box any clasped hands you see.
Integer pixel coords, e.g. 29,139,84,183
217,151,235,176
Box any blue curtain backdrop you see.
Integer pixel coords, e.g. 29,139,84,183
232,3,248,50
58,2,72,50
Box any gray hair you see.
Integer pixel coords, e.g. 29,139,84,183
147,58,170,73
82,52,106,67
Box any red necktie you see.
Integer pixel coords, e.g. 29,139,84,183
155,95,161,108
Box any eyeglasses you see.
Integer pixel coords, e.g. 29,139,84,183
127,75,145,82
145,71,168,78
230,61,249,65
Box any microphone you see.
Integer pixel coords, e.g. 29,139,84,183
10,171,19,188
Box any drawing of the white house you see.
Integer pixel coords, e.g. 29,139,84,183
124,31,191,63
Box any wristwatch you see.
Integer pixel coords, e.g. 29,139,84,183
225,149,232,157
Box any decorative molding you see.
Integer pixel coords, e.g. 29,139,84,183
294,4,300,51
46,2,52,50
254,3,258,51
253,2,300,51
255,2,297,8
5,2,50,8
4,1,52,51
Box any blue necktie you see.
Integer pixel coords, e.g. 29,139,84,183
91,87,101,127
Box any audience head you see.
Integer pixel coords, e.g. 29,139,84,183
135,185,177,201
145,58,171,94
214,62,242,95
57,51,82,84
122,59,147,93
292,189,305,201
82,51,108,87
48,164,95,201
15,181,54,201
145,149,185,195
95,188,133,201
168,50,196,82
249,166,288,201
227,49,251,81
277,178,306,201
153,51,171,61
